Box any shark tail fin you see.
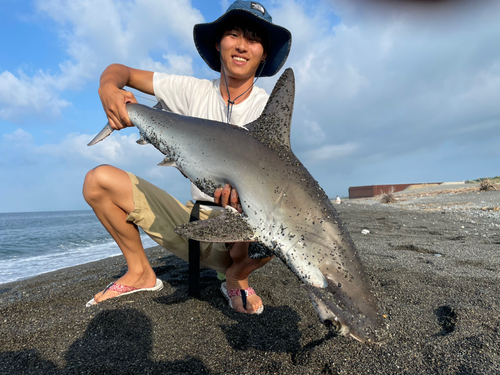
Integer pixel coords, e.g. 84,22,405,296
88,123,114,146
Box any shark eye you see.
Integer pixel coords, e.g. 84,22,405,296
324,318,341,333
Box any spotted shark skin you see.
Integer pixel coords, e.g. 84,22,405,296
88,68,385,343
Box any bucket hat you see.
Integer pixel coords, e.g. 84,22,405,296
193,0,292,78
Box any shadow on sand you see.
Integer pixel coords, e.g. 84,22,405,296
0,308,210,374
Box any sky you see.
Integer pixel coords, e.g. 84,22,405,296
1,0,499,213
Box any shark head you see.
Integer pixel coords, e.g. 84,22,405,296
306,241,385,343
305,284,383,343
275,210,386,344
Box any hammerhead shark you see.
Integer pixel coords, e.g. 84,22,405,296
88,68,385,343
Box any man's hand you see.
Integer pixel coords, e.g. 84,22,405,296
98,85,137,130
214,183,242,213
97,64,154,131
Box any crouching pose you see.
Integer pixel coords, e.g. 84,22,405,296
83,0,291,314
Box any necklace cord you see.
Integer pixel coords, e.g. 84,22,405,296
219,47,266,124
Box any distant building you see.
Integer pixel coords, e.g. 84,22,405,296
348,183,442,199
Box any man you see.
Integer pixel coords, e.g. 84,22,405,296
83,1,292,314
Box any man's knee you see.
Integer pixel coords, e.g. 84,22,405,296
229,242,250,263
82,164,118,203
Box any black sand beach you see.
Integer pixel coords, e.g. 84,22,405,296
1,187,499,374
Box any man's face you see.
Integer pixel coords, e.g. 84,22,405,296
217,28,267,81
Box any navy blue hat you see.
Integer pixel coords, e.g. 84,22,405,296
193,1,292,78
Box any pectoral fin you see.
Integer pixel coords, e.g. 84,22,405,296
158,157,177,167
174,209,258,242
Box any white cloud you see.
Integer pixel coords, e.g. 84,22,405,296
138,54,195,76
296,119,326,145
35,0,203,76
305,142,360,164
3,128,34,143
0,126,192,211
2,126,162,166
0,0,205,122
0,71,71,122
36,131,163,164
267,0,500,169
220,0,230,11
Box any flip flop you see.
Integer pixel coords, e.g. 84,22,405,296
220,282,264,314
86,278,163,307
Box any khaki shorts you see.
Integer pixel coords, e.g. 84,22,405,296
125,172,231,274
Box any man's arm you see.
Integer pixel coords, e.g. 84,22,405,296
98,64,154,130
99,65,244,211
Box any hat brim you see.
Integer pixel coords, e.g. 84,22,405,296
193,9,291,78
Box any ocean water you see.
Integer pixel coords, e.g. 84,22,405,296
0,210,157,284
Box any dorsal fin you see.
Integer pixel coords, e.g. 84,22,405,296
247,68,295,152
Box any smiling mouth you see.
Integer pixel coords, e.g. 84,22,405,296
232,56,248,63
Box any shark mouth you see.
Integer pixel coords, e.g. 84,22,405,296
304,285,381,344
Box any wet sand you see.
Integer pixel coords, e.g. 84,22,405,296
1,188,499,374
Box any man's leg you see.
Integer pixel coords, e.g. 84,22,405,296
82,165,157,303
214,183,273,314
225,242,273,314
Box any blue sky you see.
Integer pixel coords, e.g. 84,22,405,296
1,0,499,213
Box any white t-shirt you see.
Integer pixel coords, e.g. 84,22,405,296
153,73,269,202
